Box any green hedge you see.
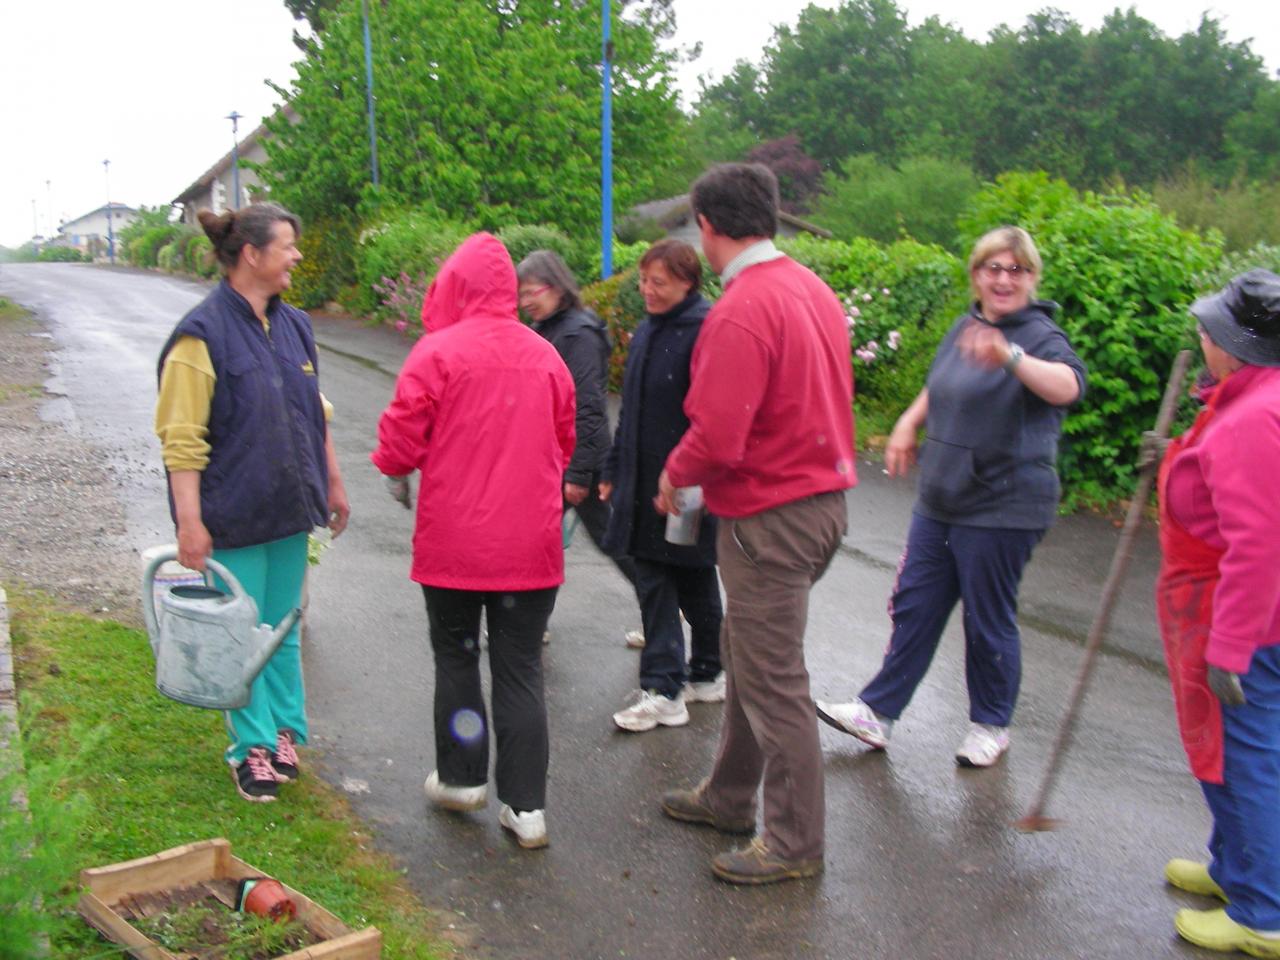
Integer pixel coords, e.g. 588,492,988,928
156,241,180,272
496,224,578,275
348,207,473,318
780,235,967,436
285,215,357,310
34,247,88,263
126,224,186,268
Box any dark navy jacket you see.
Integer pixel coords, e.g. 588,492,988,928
157,280,329,549
602,292,717,566
916,300,1087,530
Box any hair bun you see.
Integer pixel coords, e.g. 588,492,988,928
197,209,234,245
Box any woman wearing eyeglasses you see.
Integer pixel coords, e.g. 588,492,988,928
816,226,1086,767
516,251,639,600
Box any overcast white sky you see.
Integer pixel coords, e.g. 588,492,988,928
1,0,1276,248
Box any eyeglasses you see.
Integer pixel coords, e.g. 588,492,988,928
518,284,552,302
979,261,1033,278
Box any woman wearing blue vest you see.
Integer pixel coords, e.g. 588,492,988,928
154,203,349,803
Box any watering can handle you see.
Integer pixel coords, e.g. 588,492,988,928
141,548,252,651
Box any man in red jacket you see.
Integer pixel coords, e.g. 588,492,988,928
656,164,856,884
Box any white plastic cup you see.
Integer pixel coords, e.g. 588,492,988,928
665,485,705,546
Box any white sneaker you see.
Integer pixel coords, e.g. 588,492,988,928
815,698,893,749
685,671,726,703
955,723,1010,768
542,630,551,645
424,770,487,811
624,629,645,649
613,690,690,732
499,804,548,849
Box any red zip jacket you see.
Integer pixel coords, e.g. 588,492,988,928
371,233,576,590
1163,364,1280,674
665,255,856,518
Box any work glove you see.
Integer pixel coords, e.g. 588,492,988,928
1137,430,1170,470
385,474,412,510
1208,666,1246,707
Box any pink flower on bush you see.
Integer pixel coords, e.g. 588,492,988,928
888,330,901,350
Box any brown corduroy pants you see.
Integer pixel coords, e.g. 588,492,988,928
701,490,848,862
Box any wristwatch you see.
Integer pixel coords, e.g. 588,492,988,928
1003,343,1025,372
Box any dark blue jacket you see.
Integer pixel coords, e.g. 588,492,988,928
602,292,717,566
157,281,329,549
916,300,1087,530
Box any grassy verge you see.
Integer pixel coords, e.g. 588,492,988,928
6,584,452,959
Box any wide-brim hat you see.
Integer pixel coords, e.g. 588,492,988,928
1190,268,1280,366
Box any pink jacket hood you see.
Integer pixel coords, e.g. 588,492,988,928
421,232,518,333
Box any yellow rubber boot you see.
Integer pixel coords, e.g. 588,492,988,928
1175,908,1280,957
1166,858,1228,901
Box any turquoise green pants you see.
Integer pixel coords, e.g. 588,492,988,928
212,532,309,765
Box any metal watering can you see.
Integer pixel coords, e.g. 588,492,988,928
141,547,300,710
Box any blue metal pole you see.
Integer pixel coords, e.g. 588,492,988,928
362,0,380,188
601,0,613,278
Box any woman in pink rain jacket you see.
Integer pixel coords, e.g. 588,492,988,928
372,232,575,849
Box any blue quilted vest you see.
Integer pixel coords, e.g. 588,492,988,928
157,281,329,549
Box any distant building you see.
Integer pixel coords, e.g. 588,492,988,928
624,195,833,245
172,107,297,224
56,204,138,259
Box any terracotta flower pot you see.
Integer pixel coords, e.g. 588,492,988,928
237,877,296,922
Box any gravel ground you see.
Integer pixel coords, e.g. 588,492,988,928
0,303,141,625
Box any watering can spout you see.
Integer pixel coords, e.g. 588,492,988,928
243,608,302,687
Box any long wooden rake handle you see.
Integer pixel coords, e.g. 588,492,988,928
1015,349,1192,832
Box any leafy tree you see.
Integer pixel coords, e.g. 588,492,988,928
649,100,758,196
1163,17,1267,173
1223,85,1280,180
262,0,682,242
745,135,823,213
757,0,914,167
813,154,979,247
894,18,988,165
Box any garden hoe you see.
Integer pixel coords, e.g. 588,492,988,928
1015,349,1192,833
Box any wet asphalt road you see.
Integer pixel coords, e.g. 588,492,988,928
1,263,1219,960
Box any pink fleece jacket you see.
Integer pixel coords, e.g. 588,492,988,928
1164,364,1280,673
371,233,576,590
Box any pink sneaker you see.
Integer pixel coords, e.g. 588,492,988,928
271,730,300,782
233,747,280,802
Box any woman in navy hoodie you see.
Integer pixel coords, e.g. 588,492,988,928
816,226,1085,768
601,240,724,733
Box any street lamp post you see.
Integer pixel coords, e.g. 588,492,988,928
103,159,115,265
226,111,243,210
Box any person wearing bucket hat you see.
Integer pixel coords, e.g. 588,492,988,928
1157,268,1280,956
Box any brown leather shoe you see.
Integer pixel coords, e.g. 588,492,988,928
711,837,823,885
660,780,755,835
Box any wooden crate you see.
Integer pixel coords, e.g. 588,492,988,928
77,838,382,960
